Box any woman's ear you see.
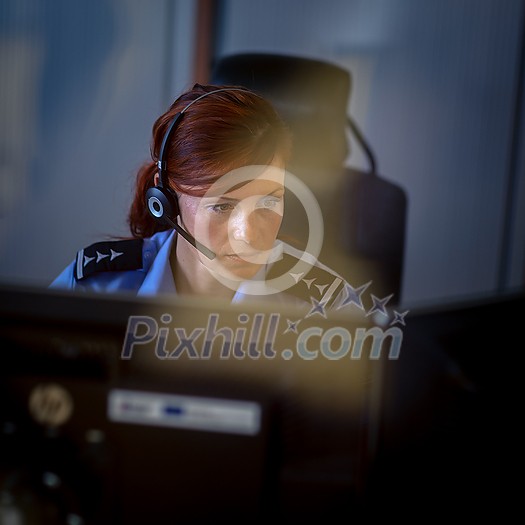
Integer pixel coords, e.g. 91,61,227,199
154,172,160,187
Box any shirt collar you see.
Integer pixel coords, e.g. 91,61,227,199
138,230,177,296
137,232,285,300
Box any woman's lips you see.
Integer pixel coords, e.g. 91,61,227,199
224,251,262,262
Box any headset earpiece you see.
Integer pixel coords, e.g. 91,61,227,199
146,185,179,223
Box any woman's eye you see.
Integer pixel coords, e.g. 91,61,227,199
209,203,234,214
257,197,282,209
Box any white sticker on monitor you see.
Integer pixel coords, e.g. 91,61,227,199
108,389,261,435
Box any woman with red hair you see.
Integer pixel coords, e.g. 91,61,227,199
52,84,347,308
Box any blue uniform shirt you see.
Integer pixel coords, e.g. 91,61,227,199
51,230,349,308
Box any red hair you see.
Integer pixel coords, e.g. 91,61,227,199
128,84,292,238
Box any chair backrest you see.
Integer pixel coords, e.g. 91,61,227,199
211,52,407,302
212,53,350,172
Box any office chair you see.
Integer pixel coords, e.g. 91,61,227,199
211,52,407,302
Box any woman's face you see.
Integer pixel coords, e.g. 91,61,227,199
177,162,285,281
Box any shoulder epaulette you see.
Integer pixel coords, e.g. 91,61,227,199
266,252,346,308
74,239,144,281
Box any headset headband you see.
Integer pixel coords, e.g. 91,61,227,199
157,87,255,187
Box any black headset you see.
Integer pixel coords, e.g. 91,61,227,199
145,87,253,260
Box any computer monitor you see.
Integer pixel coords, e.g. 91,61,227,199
0,283,398,524
5,282,518,522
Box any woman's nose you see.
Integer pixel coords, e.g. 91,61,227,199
230,208,254,244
